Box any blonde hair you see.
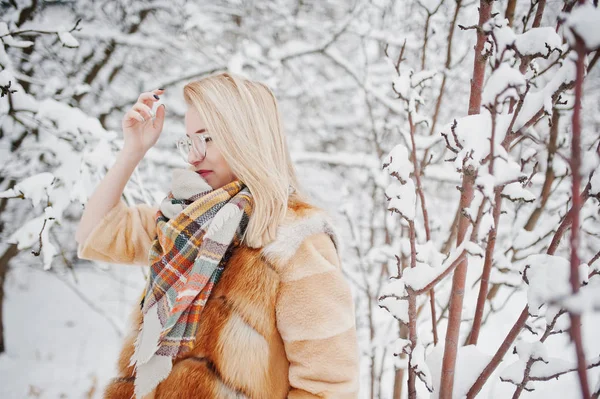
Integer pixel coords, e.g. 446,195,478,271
183,72,308,248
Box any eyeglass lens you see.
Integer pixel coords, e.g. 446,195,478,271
177,135,207,161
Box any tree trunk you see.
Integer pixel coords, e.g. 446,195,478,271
0,244,18,354
0,179,17,354
440,1,493,397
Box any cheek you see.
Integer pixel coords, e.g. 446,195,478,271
214,154,234,177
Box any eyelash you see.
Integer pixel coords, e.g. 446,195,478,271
195,134,212,142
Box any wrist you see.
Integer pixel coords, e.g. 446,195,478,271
119,147,145,163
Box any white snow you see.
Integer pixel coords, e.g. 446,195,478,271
427,344,493,398
383,144,413,183
484,17,561,60
502,182,536,202
440,110,512,169
591,167,600,196
415,240,446,269
393,337,412,356
514,52,578,131
6,214,58,270
484,17,516,60
366,245,399,266
523,254,590,313
393,74,411,100
478,212,495,241
58,31,80,48
0,172,55,207
515,340,550,363
398,229,472,293
563,3,600,51
413,342,434,392
403,262,438,291
514,27,562,57
482,63,526,107
0,266,145,398
0,22,34,48
380,277,408,298
385,178,417,221
379,295,409,324
465,241,485,258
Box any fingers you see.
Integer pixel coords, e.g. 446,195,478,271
137,89,164,110
132,102,154,120
152,104,166,130
124,88,165,128
125,109,146,124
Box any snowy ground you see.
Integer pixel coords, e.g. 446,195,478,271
0,263,145,399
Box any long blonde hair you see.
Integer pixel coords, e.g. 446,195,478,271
183,72,307,248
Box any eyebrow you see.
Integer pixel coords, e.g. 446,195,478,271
186,129,206,137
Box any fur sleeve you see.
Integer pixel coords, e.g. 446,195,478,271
274,232,360,398
76,199,158,266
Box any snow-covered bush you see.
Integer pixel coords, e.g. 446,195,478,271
378,1,600,398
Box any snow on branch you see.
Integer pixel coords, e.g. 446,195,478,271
501,341,600,388
407,230,474,294
481,63,526,109
562,3,600,52
0,19,82,48
385,169,417,221
483,16,563,63
440,111,509,169
521,254,589,315
383,144,418,220
394,338,434,392
383,144,413,183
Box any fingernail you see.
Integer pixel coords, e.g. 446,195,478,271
153,94,160,100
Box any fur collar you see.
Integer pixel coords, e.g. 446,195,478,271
261,197,342,264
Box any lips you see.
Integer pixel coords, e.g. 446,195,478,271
196,170,212,177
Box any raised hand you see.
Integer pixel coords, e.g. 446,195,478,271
122,88,166,156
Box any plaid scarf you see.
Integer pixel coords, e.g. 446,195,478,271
129,167,253,398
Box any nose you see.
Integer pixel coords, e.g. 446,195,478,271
187,146,204,164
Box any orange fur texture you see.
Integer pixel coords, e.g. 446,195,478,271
78,197,359,398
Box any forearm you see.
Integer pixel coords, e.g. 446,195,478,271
75,148,144,244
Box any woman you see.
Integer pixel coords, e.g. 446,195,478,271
75,72,359,399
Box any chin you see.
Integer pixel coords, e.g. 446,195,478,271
204,177,218,189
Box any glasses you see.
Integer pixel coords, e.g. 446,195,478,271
175,133,212,162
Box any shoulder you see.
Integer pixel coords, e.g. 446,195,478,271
260,196,342,269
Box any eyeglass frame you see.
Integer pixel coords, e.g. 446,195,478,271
175,132,212,162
